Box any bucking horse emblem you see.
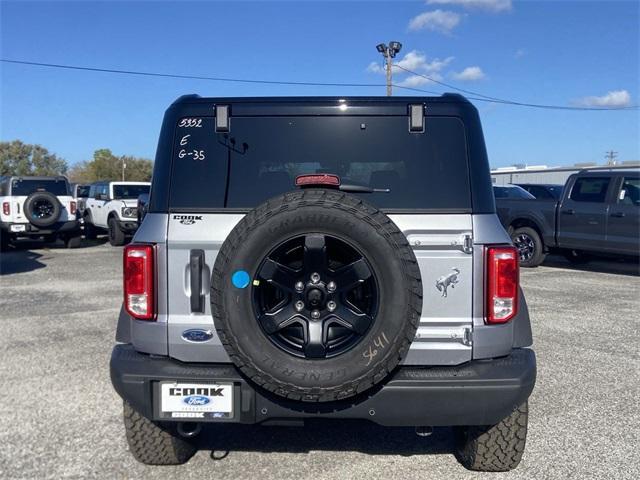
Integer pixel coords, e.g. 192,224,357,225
435,268,460,298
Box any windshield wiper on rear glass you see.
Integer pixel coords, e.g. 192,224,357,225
339,184,390,193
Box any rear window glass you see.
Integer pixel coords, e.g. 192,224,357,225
169,116,471,210
76,185,91,198
11,179,69,196
570,177,610,203
113,184,150,200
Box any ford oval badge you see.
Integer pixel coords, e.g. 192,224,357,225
183,395,210,406
181,329,214,343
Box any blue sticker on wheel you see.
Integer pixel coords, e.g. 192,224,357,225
231,270,250,289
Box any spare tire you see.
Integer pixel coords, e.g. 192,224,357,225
211,189,422,402
24,191,62,228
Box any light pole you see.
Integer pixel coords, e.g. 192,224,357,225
376,41,402,96
122,158,126,181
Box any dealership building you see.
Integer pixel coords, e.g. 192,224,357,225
491,161,640,186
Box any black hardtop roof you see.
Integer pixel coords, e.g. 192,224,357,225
167,93,476,119
172,92,469,105
2,175,69,182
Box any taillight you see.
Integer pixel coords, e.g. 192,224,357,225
69,201,77,215
124,244,155,320
485,246,519,324
2,202,9,215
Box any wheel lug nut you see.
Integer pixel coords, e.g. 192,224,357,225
295,301,305,312
310,272,320,284
295,281,304,292
327,301,337,312
327,281,336,293
311,310,321,319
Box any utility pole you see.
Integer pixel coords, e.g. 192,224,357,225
605,150,618,166
122,158,126,181
376,41,402,96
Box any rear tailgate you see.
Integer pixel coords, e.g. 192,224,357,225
165,213,473,365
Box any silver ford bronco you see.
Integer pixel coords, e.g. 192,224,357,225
110,94,536,471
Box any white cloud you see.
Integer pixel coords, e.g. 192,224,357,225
397,75,435,88
408,10,461,33
393,50,454,74
426,0,512,13
451,66,486,81
514,48,526,59
576,90,632,108
366,61,383,73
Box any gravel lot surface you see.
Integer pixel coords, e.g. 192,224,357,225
1,239,638,479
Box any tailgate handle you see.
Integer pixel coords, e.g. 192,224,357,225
189,250,205,313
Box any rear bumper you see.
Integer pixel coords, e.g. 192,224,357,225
1,220,80,236
110,344,536,427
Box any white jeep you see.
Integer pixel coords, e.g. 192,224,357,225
0,175,81,250
83,181,150,246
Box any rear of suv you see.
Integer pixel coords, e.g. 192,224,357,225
0,175,81,250
110,95,536,471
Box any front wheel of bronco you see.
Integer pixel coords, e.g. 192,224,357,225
108,217,126,246
454,401,528,472
123,402,196,465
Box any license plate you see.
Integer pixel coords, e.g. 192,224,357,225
10,224,26,232
160,382,233,419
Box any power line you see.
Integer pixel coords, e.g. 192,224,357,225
2,58,637,111
392,63,509,103
0,59,387,90
392,63,639,111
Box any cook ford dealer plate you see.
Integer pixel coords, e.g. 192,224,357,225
160,382,233,419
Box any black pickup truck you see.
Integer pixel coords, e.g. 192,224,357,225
495,169,640,267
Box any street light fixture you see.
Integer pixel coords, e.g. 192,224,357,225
376,41,403,96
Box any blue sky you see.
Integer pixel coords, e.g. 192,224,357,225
1,0,638,168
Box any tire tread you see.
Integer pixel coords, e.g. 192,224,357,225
123,402,196,465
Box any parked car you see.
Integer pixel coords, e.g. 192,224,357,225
495,170,640,267
110,94,536,472
0,175,81,250
515,183,563,201
83,181,150,246
70,183,91,218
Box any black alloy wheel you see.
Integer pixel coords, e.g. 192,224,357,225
510,226,545,267
254,233,378,359
31,198,55,220
513,232,535,263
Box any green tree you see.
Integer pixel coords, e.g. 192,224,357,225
68,149,153,182
0,140,68,176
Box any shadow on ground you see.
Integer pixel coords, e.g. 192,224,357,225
0,248,46,275
193,421,455,459
0,237,108,275
542,254,640,277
